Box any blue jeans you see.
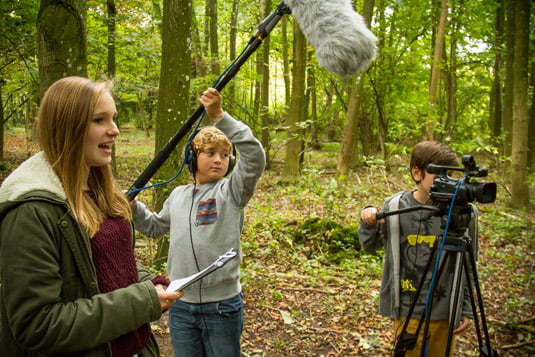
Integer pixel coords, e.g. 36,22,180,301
169,293,244,357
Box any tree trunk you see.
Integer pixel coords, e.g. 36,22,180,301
307,49,318,150
191,6,206,78
227,0,240,110
282,22,306,181
510,0,530,209
260,0,272,168
107,0,117,173
0,79,4,161
152,0,192,266
107,0,116,79
529,41,535,168
281,17,291,107
445,0,459,137
503,0,516,156
37,0,87,99
337,79,361,176
489,0,504,138
136,92,149,138
206,0,219,74
253,7,262,129
24,96,36,149
337,0,374,174
426,0,448,140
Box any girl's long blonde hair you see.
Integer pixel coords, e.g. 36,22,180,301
38,76,132,236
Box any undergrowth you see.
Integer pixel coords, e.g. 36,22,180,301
2,126,533,355
123,136,535,356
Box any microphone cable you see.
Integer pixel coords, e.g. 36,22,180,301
126,114,206,196
188,183,216,356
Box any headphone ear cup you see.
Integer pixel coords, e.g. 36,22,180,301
225,155,236,176
187,146,197,173
225,144,237,176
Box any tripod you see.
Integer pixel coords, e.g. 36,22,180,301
380,204,498,357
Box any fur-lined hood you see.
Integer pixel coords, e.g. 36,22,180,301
0,151,66,204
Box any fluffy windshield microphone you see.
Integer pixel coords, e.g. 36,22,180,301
282,0,378,77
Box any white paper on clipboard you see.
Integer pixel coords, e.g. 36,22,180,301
166,248,237,292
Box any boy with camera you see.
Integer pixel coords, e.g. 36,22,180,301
359,141,476,356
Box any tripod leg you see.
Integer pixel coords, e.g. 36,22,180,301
465,241,498,356
445,248,465,357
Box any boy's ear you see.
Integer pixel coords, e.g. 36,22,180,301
411,166,423,183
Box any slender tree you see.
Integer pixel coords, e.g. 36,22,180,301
529,40,535,168
227,0,240,110
260,0,272,168
307,48,318,150
253,6,263,128
337,0,375,175
510,0,530,209
337,78,361,176
503,0,516,155
426,0,448,140
489,0,504,138
282,21,306,181
444,0,459,137
281,16,291,107
206,0,219,74
107,0,116,80
107,0,117,173
191,6,207,78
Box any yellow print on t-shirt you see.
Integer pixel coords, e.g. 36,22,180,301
401,279,417,292
407,234,436,247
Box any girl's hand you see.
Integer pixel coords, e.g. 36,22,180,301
155,284,183,311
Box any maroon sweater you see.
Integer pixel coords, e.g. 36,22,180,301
90,216,151,357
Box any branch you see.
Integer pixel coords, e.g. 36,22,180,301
499,340,534,350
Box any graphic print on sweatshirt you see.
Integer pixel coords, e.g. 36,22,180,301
196,198,217,225
400,213,438,298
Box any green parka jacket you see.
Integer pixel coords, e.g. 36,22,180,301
0,152,162,356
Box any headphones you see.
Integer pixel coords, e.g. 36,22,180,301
185,130,236,176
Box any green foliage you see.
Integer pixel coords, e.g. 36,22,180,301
0,160,10,172
320,142,340,153
0,0,517,164
0,0,39,128
290,217,361,263
135,231,169,277
87,1,162,128
248,214,363,265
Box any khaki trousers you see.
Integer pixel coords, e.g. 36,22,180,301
393,318,455,357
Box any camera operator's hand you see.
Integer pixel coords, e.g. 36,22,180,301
453,316,471,334
361,207,384,226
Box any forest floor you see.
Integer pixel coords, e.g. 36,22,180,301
2,132,534,356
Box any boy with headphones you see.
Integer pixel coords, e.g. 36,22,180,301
132,88,266,357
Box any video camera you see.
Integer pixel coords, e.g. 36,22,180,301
427,155,496,206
